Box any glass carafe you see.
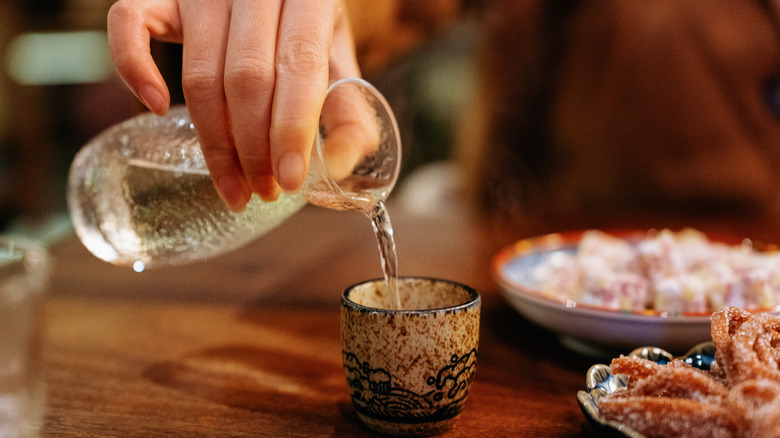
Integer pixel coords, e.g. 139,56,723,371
67,78,401,270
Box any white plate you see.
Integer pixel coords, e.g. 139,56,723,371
493,230,779,356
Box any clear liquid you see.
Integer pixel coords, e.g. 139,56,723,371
70,157,306,268
306,172,401,310
366,200,400,310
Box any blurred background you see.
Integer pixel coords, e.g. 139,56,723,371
1,0,133,238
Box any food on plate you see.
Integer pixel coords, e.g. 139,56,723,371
598,307,780,437
533,228,780,312
710,307,780,385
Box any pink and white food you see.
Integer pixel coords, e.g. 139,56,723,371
533,229,780,313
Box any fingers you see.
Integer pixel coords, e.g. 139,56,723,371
108,0,364,210
179,0,252,211
183,0,350,205
270,0,342,193
224,0,282,201
107,0,178,115
328,1,361,80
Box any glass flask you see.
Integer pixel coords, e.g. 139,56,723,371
67,78,401,269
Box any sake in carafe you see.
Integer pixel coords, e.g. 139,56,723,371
67,78,401,270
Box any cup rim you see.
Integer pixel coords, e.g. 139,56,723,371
342,276,480,314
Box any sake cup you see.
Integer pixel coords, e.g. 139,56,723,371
341,277,480,436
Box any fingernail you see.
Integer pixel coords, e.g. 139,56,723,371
139,84,164,114
278,152,306,193
216,175,249,212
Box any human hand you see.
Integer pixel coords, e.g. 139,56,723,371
107,0,361,211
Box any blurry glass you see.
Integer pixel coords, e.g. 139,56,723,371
0,237,49,438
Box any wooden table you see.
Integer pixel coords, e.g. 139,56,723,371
40,196,780,437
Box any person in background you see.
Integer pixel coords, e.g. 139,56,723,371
458,0,780,223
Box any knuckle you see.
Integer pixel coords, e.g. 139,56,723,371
270,118,311,147
276,35,328,76
106,1,146,75
181,61,222,95
239,153,272,174
107,0,133,23
224,54,274,96
204,151,236,169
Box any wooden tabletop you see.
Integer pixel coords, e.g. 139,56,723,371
39,194,780,437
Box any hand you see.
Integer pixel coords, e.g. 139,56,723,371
107,0,360,211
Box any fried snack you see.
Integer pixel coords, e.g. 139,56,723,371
599,397,740,438
610,356,690,380
598,307,780,438
711,306,754,383
728,313,780,385
609,356,664,381
615,366,728,402
727,379,780,438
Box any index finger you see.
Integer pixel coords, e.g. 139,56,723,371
107,0,179,115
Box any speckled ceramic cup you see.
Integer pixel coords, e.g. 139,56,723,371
341,277,480,436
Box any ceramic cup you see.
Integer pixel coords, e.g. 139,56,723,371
0,236,49,438
341,277,480,436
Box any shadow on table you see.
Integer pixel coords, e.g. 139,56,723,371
482,302,599,371
142,344,373,436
